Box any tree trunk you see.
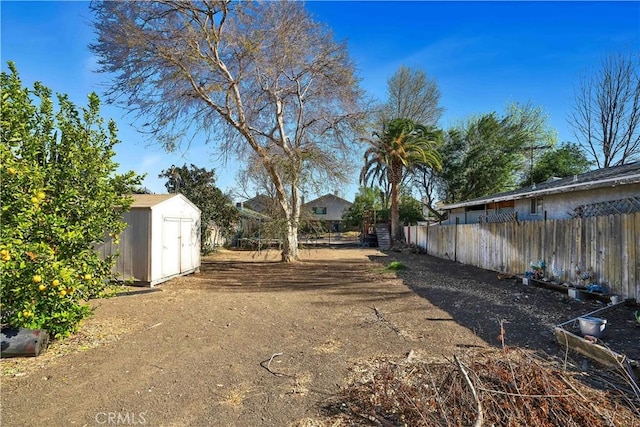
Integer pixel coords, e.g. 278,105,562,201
390,180,403,243
424,203,445,222
282,223,299,262
280,182,301,262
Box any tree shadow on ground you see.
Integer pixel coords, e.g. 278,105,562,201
368,251,590,358
173,251,415,307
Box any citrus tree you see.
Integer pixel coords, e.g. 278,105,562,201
0,62,142,338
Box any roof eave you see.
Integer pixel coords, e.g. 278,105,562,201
440,175,640,211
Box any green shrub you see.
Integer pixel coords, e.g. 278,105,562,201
0,62,141,338
385,261,408,271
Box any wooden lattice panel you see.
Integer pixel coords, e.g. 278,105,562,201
478,211,518,224
572,196,640,218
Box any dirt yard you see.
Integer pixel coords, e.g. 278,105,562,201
1,247,638,427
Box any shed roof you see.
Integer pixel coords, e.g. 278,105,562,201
440,161,640,210
130,194,176,208
129,194,200,212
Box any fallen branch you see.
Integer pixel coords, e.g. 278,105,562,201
455,355,483,427
335,348,639,426
260,352,292,378
372,305,401,334
560,375,615,427
475,387,573,398
616,356,640,399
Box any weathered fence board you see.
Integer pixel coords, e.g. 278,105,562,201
405,212,640,299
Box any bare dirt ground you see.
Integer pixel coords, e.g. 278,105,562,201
380,250,640,363
2,247,639,427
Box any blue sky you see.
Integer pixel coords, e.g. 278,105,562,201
2,1,639,202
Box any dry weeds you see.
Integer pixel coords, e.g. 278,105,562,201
325,347,640,426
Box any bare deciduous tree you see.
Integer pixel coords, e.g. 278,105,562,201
569,51,640,168
90,1,368,262
383,65,444,126
411,166,445,221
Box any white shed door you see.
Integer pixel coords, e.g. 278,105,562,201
162,218,181,277
162,217,195,277
180,218,194,271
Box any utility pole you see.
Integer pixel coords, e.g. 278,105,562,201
522,145,552,187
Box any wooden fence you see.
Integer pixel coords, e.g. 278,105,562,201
404,212,640,300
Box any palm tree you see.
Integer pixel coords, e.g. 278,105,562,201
361,118,442,243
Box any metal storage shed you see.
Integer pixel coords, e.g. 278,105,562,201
98,194,201,287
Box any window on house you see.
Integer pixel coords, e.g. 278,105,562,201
530,197,543,215
312,207,327,215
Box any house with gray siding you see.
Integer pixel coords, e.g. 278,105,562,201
439,162,640,224
302,193,352,232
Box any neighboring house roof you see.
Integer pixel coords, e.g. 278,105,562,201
440,161,640,210
303,193,353,209
242,194,275,214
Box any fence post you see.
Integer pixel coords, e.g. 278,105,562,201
454,217,459,262
426,223,429,255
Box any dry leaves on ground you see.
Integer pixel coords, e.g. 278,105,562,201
324,348,640,427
